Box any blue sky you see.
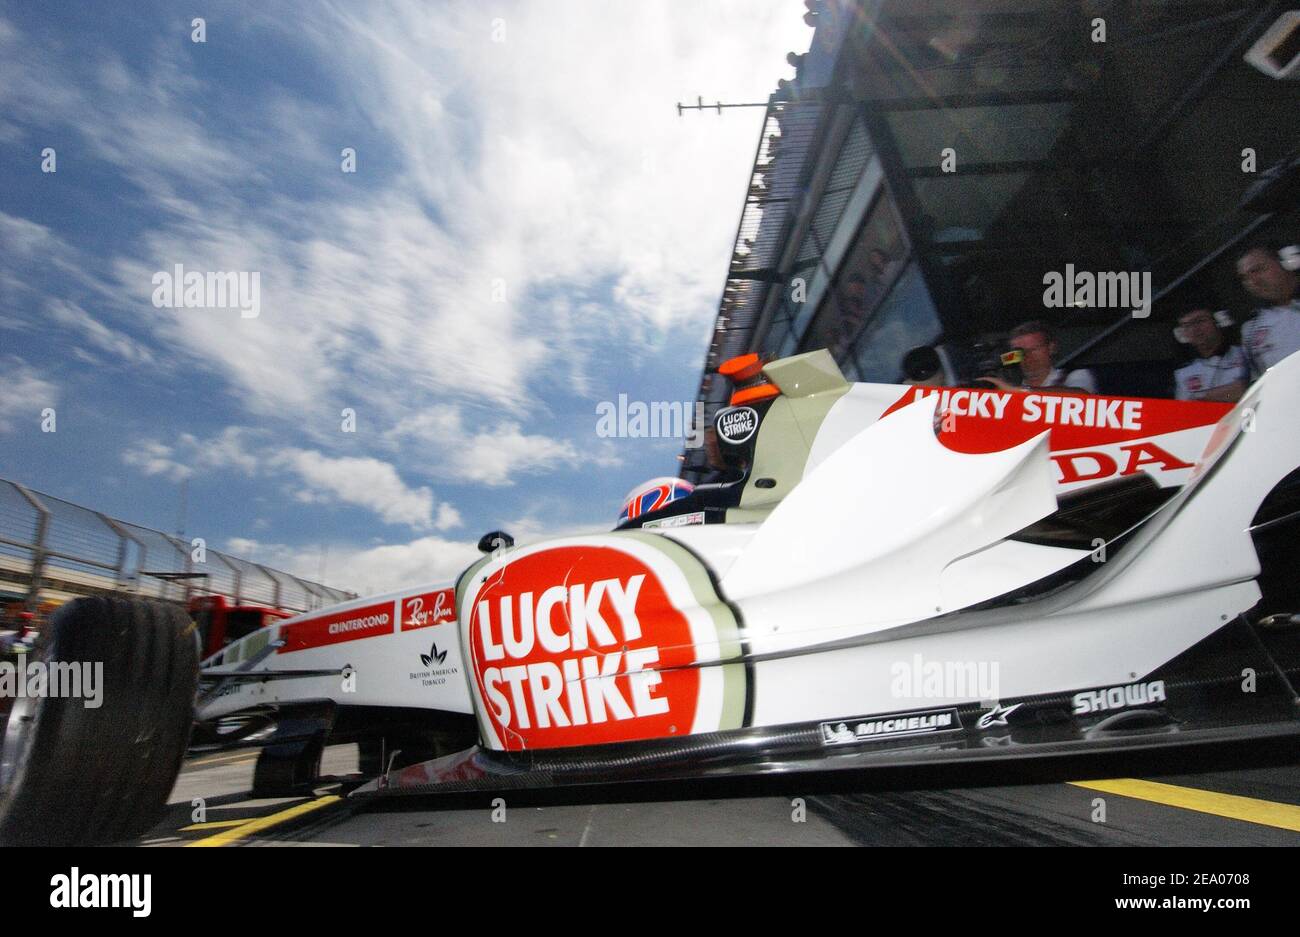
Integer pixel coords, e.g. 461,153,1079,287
0,2,810,594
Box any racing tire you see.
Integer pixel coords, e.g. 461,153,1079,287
0,597,199,846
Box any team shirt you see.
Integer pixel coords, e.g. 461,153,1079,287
1174,345,1248,400
1243,302,1300,377
1039,367,1099,394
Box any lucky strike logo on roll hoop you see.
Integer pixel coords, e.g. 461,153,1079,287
468,545,699,750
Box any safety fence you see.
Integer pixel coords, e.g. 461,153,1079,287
0,477,355,614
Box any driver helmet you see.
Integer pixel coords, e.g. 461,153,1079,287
618,476,694,525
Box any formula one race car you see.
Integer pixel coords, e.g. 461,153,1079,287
4,348,1299,843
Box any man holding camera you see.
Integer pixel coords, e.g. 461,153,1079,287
980,320,1098,395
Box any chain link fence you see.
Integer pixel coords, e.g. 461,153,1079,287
0,477,356,614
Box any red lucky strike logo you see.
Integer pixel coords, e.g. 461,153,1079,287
401,589,455,631
469,545,698,751
883,387,1228,485
885,386,1231,454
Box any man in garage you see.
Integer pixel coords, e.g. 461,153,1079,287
1237,243,1300,378
1173,308,1248,402
980,320,1099,395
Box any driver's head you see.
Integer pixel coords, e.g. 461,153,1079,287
618,477,695,525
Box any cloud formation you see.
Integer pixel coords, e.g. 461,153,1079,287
1,2,810,589
123,428,460,531
0,357,58,434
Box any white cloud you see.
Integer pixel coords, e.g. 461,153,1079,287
386,405,583,486
450,423,579,487
46,298,156,366
0,210,131,309
122,428,459,531
384,408,462,446
0,357,58,434
501,515,607,547
180,427,262,475
0,211,61,258
224,536,264,557
304,0,808,340
235,519,612,597
229,534,483,596
435,502,463,530
1,3,810,540
125,427,261,482
0,3,810,425
272,448,452,530
329,536,483,595
225,518,613,597
122,439,193,482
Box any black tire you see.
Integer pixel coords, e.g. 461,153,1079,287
0,597,198,845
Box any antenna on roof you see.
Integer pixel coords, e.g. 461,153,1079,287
676,95,769,116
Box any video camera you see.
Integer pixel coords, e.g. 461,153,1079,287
902,341,1025,389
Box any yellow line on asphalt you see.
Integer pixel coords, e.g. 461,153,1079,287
186,796,342,847
179,819,252,831
1070,779,1300,833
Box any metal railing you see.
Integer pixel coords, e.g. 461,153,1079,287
0,477,356,614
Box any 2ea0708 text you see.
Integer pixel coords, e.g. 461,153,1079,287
1123,874,1250,887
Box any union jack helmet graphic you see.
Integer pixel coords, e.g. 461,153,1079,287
618,476,694,525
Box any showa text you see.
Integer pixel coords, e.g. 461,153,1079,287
476,575,668,729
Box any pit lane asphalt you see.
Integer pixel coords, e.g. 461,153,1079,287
140,745,1300,846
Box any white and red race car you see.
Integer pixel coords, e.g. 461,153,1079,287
4,348,1299,843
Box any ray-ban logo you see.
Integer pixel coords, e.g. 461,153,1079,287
152,264,261,319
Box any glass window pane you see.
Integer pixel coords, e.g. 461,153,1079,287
851,262,943,384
